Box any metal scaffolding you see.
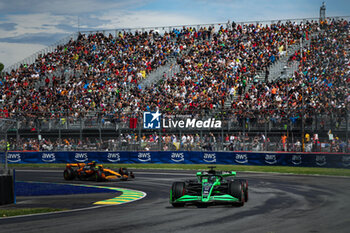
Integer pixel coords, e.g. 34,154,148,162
320,2,326,22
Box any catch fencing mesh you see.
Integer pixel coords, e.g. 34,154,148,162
0,119,15,175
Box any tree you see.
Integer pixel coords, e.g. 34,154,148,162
0,63,4,72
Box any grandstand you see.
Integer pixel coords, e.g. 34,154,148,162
0,15,349,153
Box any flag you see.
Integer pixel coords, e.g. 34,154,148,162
129,118,137,129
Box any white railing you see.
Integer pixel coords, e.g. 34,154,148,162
3,33,78,73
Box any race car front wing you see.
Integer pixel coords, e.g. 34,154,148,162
171,194,239,204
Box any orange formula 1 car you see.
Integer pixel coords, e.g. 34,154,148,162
63,161,135,181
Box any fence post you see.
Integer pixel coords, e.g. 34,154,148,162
57,126,61,149
179,130,182,151
200,129,203,151
243,117,246,151
221,126,224,151
37,118,41,150
118,126,121,151
13,169,16,204
16,120,19,151
4,131,8,172
80,118,83,142
346,110,349,153
159,128,162,151
265,117,268,151
138,117,142,151
99,127,102,150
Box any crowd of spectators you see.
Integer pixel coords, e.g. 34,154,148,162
142,21,317,112
230,19,349,121
0,29,189,119
1,18,349,152
7,131,349,153
1,20,323,118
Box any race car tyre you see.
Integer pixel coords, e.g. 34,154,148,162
95,170,106,182
63,168,75,180
171,182,186,207
237,179,248,202
229,181,244,206
118,168,128,180
119,168,128,176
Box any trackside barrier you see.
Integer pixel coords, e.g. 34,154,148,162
2,151,350,169
0,174,14,205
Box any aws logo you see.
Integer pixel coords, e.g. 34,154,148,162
315,155,326,166
138,153,151,162
107,153,120,162
42,153,56,163
292,155,302,165
171,153,184,162
235,154,248,164
342,156,350,167
203,153,216,163
7,153,21,163
75,153,88,162
265,154,277,165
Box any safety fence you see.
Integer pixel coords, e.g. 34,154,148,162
0,119,16,175
3,151,350,169
4,110,349,153
0,128,5,175
0,151,5,175
5,109,348,131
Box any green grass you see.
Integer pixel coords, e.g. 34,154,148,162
0,208,65,218
9,163,350,177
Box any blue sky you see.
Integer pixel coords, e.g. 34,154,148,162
0,0,349,68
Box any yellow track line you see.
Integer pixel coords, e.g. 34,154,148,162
71,184,146,205
19,181,146,206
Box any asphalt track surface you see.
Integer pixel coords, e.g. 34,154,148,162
1,168,350,233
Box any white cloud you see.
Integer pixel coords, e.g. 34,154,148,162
0,9,208,67
0,13,76,39
97,10,210,30
0,0,149,14
0,42,46,68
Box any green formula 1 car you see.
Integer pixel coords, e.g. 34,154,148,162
170,166,248,207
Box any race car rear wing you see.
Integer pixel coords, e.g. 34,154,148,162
66,163,86,168
196,171,236,177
